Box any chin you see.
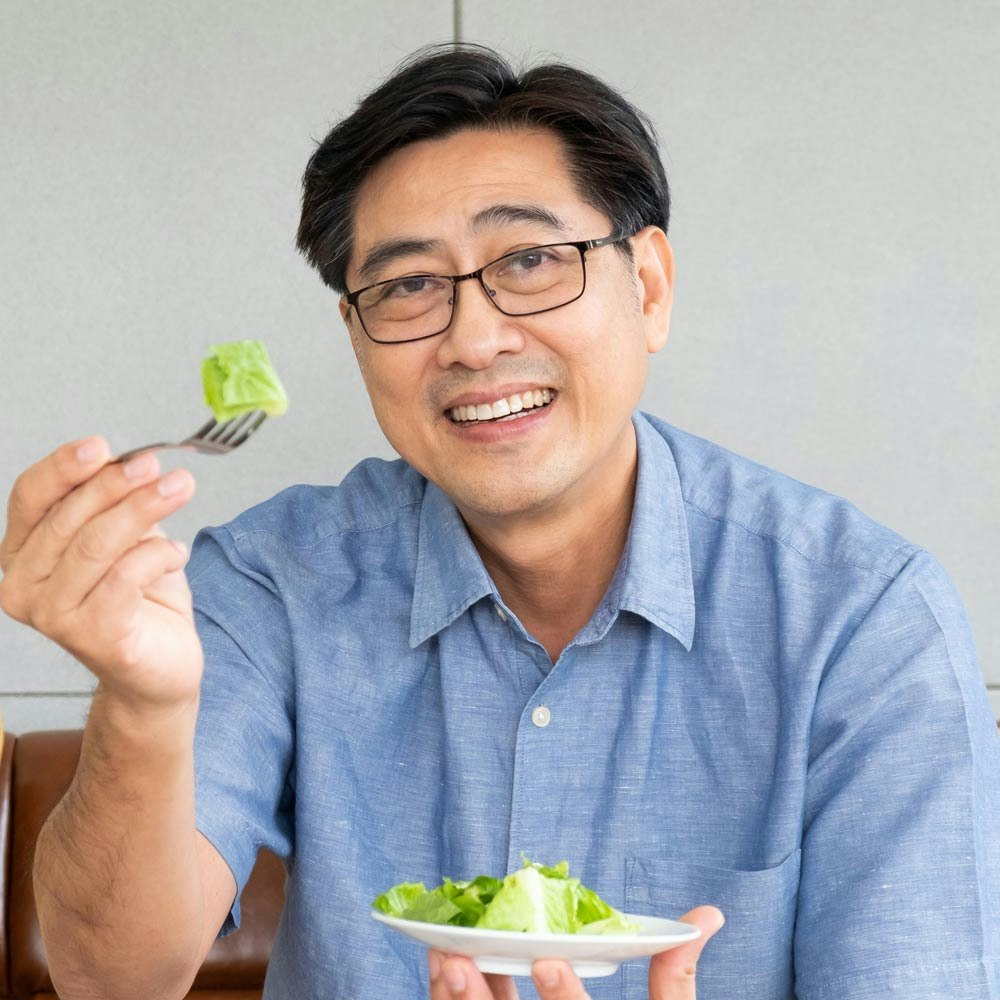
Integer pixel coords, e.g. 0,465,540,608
442,478,559,521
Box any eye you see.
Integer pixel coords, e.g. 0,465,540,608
505,249,554,273
387,276,433,297
373,275,446,303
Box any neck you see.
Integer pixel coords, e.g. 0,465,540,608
459,423,639,661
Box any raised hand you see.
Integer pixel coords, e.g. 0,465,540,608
0,435,201,713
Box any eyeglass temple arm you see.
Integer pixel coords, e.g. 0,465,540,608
583,233,632,250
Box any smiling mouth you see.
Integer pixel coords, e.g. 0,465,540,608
448,389,556,425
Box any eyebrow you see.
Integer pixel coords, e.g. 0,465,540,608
355,238,444,288
469,203,569,234
354,203,571,287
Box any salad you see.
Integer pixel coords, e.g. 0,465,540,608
373,857,639,935
202,339,288,422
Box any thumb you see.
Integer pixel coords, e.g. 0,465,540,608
649,905,725,1000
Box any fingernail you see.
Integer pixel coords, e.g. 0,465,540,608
123,453,159,480
536,964,561,988
157,470,187,497
171,539,187,557
76,439,101,463
443,966,466,994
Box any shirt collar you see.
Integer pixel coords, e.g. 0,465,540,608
408,410,695,651
409,479,496,648
611,411,696,651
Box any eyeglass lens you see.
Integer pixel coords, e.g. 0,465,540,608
357,244,585,343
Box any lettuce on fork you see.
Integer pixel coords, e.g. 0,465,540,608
202,339,289,422
372,858,639,935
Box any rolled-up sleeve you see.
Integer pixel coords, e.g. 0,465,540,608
185,524,295,938
796,549,1000,998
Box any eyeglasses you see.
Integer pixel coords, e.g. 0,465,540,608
344,233,633,345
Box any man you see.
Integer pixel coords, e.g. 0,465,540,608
3,43,998,1000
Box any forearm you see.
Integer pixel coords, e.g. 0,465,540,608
33,686,206,1000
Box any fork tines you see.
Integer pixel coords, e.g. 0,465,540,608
190,409,268,451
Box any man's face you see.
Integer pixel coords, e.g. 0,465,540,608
340,128,673,524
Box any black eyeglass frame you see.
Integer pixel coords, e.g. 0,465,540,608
344,232,634,345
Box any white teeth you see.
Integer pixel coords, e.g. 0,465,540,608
449,389,556,423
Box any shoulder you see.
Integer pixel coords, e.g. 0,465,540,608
640,411,918,580
226,456,424,542
187,456,426,582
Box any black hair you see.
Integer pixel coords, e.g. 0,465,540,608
296,43,670,294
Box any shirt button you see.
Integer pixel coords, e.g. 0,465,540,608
531,705,551,728
495,604,508,621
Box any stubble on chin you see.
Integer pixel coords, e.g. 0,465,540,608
434,446,579,523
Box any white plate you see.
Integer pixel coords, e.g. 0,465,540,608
371,910,701,978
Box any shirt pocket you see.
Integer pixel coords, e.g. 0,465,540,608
623,850,801,1000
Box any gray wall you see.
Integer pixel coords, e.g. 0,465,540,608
2,2,998,733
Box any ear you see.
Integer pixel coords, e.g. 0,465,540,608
633,227,674,354
339,297,370,376
339,295,352,327
340,296,361,350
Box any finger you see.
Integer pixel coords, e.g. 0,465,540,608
649,906,725,1000
18,533,191,677
428,951,517,1000
483,971,519,1000
11,450,163,588
0,436,111,566
531,959,591,999
139,533,193,611
76,534,192,645
40,469,195,617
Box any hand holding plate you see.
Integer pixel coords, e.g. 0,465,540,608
425,906,724,1000
646,906,725,1000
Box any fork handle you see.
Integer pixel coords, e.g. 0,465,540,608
112,443,194,464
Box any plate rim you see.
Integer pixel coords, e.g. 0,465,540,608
370,908,701,945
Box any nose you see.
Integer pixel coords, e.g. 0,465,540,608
434,275,526,371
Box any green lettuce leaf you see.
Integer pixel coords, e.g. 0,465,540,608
399,890,464,925
373,858,639,935
476,863,579,933
443,875,503,924
372,881,427,916
580,912,643,935
522,855,570,881
575,883,614,924
202,339,289,422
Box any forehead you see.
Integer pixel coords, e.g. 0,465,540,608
349,129,605,270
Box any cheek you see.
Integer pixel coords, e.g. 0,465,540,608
557,301,644,377
571,328,649,418
360,370,427,466
360,351,433,438
366,371,412,420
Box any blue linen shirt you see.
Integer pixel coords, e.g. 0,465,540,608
188,410,1000,1000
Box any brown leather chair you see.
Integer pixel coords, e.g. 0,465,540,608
0,730,285,1000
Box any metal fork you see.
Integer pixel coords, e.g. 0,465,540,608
113,409,268,463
